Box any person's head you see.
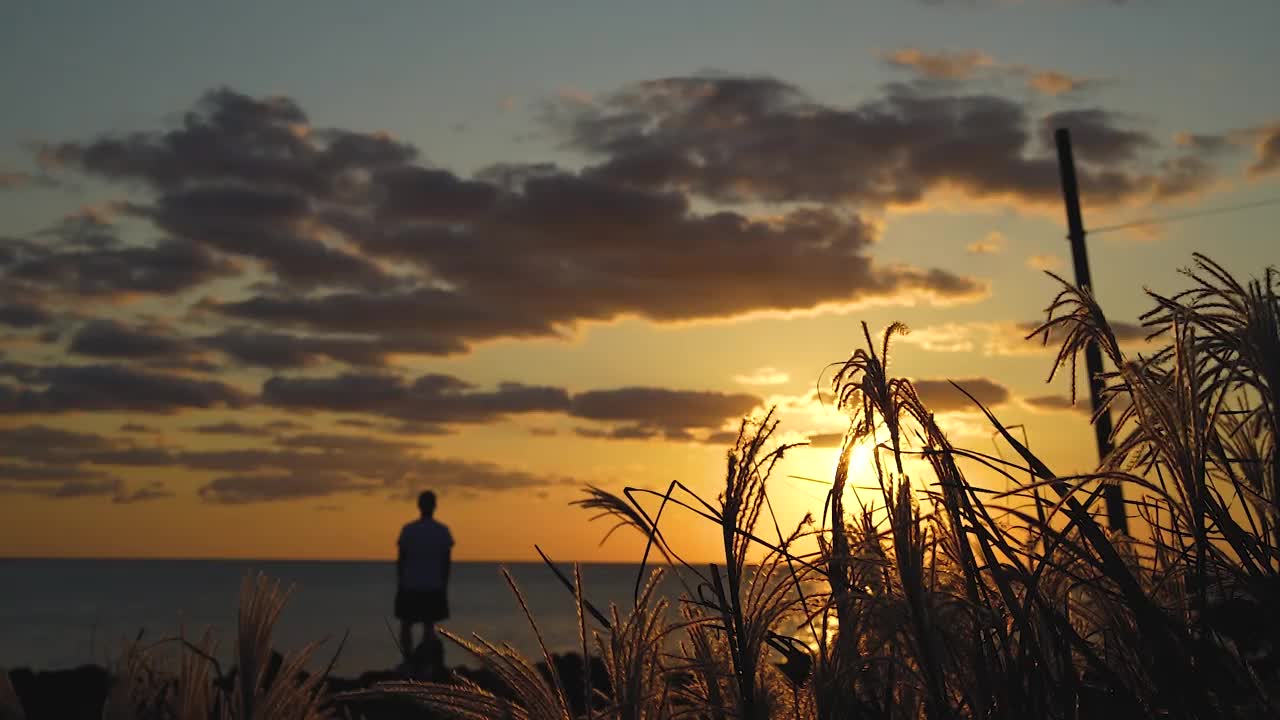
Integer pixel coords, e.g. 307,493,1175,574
417,490,437,517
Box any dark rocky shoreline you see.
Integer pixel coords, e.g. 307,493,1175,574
8,651,611,719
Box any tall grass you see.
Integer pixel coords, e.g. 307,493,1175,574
97,573,339,720
355,253,1278,719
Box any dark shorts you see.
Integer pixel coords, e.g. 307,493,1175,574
395,587,449,623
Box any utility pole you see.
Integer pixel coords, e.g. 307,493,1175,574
1053,128,1128,534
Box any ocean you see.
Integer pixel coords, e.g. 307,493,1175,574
0,559,674,676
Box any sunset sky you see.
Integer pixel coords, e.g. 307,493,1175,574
2,0,1279,562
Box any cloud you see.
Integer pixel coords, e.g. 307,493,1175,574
0,447,171,502
260,379,764,441
1025,70,1093,96
0,171,57,191
1042,109,1155,164
0,363,249,413
26,86,986,363
201,329,461,368
1027,254,1063,271
1246,123,1280,178
900,320,1156,357
966,231,1004,255
804,432,846,449
68,319,198,360
139,185,392,289
574,425,660,441
897,323,976,353
114,482,175,503
214,196,986,343
261,372,570,423
198,472,380,504
883,48,994,80
0,302,54,328
568,387,761,433
1023,394,1090,414
560,75,1200,213
189,420,307,436
733,367,790,386
4,236,235,300
0,421,565,505
912,377,1010,412
882,45,1095,98
39,87,416,195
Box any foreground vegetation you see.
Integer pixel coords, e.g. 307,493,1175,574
359,254,1280,719
5,253,1276,719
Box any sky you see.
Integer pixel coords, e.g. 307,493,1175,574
1,0,1279,562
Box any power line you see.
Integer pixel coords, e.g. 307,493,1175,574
1087,195,1280,236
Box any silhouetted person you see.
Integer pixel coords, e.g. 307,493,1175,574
396,490,453,676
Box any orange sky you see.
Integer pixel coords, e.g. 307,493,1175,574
1,1,1279,561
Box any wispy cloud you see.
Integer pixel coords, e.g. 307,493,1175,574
1027,254,1063,271
733,367,790,386
967,231,1005,255
883,48,994,80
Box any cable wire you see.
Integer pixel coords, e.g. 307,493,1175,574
1086,195,1280,236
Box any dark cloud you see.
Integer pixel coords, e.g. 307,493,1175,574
139,185,391,289
396,458,575,494
201,329,460,368
30,86,983,358
374,166,499,222
805,432,846,449
114,482,175,503
198,472,379,504
704,430,743,446
274,432,422,453
261,372,570,423
1042,109,1156,164
4,237,234,299
0,452,169,502
559,76,1191,209
574,425,660,441
1024,394,1089,414
0,461,116,482
68,319,196,360
189,419,307,435
119,422,155,433
215,196,984,344
913,377,1010,412
0,420,562,505
40,87,415,195
197,456,570,504
0,425,118,463
0,363,248,413
1152,153,1215,200
40,478,124,499
0,302,54,328
569,387,761,433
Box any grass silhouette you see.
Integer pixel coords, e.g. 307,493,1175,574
352,253,1280,719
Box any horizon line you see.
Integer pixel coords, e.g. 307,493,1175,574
0,555,675,565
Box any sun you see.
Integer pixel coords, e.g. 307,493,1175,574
840,439,880,490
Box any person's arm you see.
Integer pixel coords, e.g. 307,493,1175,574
396,533,405,588
443,545,452,586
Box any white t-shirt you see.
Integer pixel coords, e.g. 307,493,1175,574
398,517,454,591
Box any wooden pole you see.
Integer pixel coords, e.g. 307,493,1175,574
1053,128,1128,534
